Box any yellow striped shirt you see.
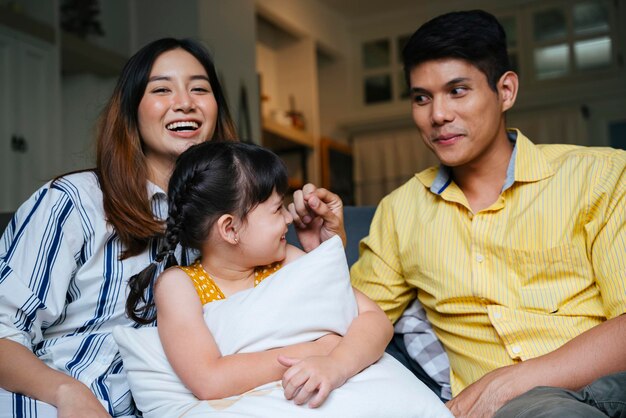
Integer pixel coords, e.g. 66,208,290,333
351,130,626,395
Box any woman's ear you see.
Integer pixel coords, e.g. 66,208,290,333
498,71,518,113
216,214,239,245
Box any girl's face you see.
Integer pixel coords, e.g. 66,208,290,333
237,190,292,266
138,48,218,175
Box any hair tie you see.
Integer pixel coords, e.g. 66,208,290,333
155,248,175,263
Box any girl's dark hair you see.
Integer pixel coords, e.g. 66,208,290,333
402,10,511,92
126,141,288,324
97,37,237,259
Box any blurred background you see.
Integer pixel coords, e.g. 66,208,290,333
1,0,624,211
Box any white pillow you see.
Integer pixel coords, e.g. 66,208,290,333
114,236,452,418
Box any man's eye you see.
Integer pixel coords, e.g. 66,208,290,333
451,87,468,95
413,94,430,104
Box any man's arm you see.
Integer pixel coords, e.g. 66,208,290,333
350,197,415,323
446,313,626,418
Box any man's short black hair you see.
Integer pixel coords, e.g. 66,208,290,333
403,10,511,92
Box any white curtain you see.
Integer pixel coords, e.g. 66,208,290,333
352,127,438,206
352,105,588,206
508,105,587,145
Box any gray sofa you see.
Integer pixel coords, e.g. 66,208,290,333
0,212,11,234
285,206,375,267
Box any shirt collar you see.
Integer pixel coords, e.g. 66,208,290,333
147,181,167,201
417,129,555,195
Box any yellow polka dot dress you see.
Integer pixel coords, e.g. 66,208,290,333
179,260,282,304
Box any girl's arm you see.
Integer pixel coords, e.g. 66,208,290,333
155,267,340,400
284,243,306,263
278,288,393,408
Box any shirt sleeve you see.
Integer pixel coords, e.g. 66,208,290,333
0,182,84,349
588,150,626,319
350,197,416,323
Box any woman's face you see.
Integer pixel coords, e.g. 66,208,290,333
138,48,218,176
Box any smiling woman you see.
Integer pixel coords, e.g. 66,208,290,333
0,38,236,418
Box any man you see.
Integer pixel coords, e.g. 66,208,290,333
351,10,626,418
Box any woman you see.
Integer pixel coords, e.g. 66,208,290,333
0,38,342,418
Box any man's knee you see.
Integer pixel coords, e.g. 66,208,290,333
494,386,608,418
582,371,626,417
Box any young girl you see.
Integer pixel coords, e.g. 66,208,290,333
126,140,393,408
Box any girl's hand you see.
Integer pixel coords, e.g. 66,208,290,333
55,381,112,418
277,355,348,408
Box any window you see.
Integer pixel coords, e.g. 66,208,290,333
361,33,411,105
356,0,618,106
532,0,613,80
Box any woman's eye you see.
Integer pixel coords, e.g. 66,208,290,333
152,87,169,94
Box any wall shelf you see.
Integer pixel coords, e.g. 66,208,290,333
261,118,314,150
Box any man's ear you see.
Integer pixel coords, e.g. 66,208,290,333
216,214,239,245
498,71,518,113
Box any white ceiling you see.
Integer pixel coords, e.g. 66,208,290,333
317,0,551,19
316,0,427,18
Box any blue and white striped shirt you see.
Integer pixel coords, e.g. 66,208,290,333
0,172,190,417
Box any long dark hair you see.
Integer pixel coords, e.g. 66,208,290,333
126,141,288,324
402,10,511,92
97,38,237,259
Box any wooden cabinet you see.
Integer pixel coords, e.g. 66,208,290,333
261,118,314,190
321,137,354,205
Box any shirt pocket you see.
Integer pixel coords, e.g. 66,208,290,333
506,244,585,314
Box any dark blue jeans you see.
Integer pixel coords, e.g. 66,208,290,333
385,333,447,402
495,371,626,418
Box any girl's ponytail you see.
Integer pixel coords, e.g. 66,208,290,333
125,221,181,324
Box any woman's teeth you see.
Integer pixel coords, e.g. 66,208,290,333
166,121,199,131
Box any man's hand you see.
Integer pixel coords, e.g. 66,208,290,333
446,363,535,418
55,381,112,418
288,183,345,252
278,355,348,408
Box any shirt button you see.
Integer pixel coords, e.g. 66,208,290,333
511,345,521,354
476,254,485,263
493,312,502,319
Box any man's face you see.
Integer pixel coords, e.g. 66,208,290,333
409,58,514,170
